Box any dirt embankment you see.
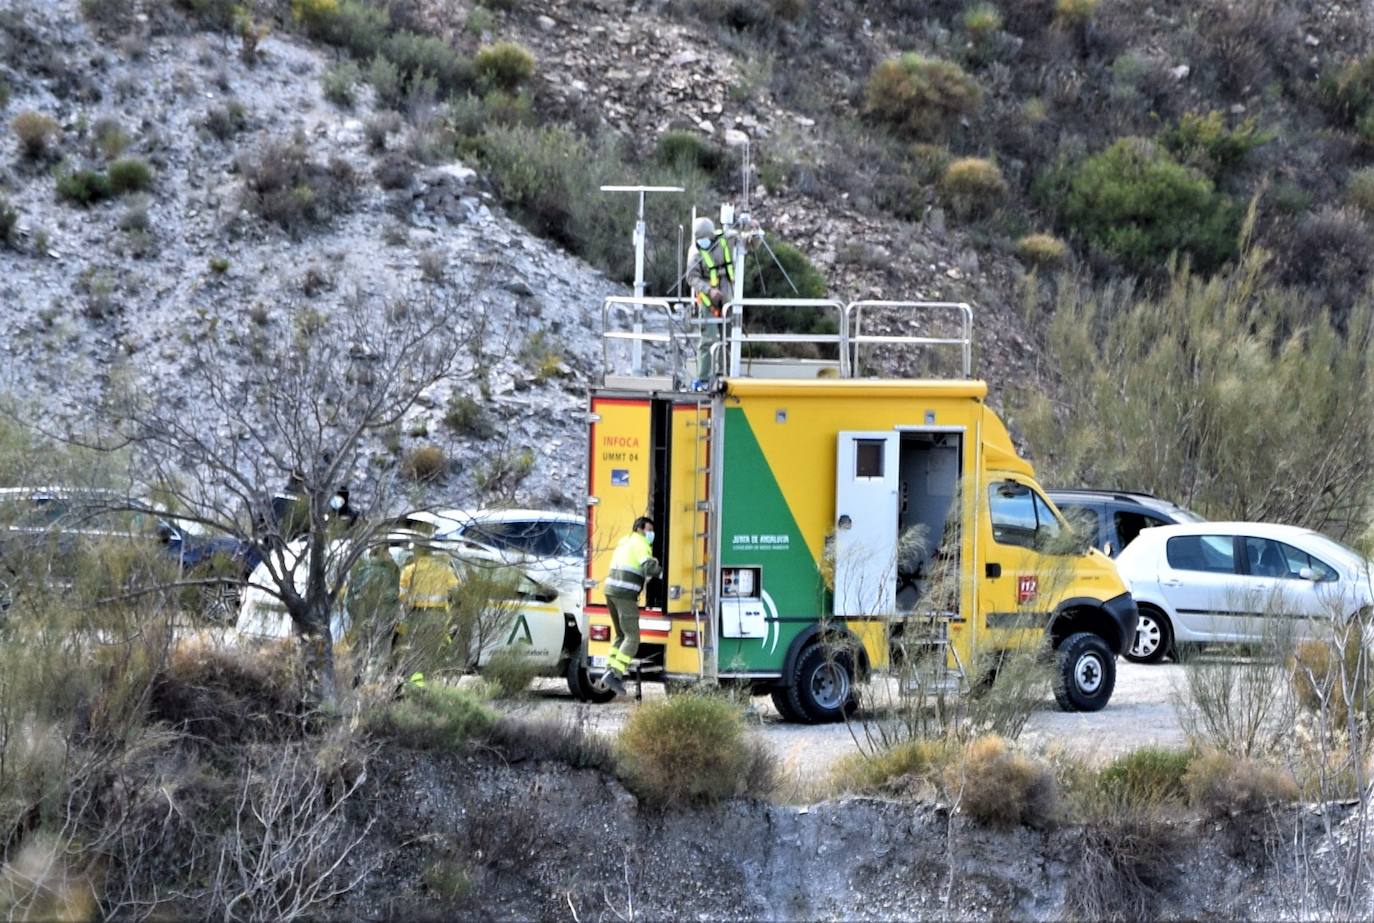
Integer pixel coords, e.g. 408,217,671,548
343,747,1331,921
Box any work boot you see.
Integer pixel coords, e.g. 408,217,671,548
599,669,626,696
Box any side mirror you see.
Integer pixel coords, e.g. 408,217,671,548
1298,566,1318,581
1103,541,1115,557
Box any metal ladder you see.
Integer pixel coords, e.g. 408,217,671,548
897,611,968,698
689,397,717,682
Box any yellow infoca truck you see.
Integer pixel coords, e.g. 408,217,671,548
581,241,1135,722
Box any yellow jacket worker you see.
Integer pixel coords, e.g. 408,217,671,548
598,516,662,695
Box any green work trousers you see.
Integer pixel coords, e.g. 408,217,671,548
697,315,722,380
605,592,641,675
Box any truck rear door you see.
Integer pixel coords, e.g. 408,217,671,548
833,431,899,617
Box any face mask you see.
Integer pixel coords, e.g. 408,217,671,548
644,531,655,544
329,494,344,511
697,238,712,249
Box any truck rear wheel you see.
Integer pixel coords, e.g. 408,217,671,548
1053,631,1115,712
770,687,806,722
566,656,615,704
787,644,858,724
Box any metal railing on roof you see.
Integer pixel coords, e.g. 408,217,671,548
598,296,975,388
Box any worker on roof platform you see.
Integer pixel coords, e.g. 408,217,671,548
598,516,661,696
686,216,737,389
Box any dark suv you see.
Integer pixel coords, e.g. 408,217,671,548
0,488,253,618
1046,489,1204,558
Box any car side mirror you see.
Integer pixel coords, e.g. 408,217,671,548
1299,566,1318,581
1103,541,1115,557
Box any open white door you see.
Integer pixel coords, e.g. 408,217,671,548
834,431,899,617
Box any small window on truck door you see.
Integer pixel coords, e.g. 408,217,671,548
855,439,885,478
989,483,1065,551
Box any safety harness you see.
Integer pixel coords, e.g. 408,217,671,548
695,234,735,316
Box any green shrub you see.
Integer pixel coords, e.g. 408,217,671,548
829,737,956,795
1015,232,1068,268
12,110,59,160
421,860,472,902
655,130,723,175
208,256,230,274
474,446,534,497
963,3,1003,41
477,124,712,287
1097,747,1192,804
107,158,152,194
1320,54,1374,134
56,169,113,206
368,54,403,108
1054,0,1098,28
617,694,776,807
1183,751,1297,835
322,59,363,106
92,117,130,159
403,444,447,482
292,0,389,59
443,394,494,437
362,683,496,751
237,139,357,234
465,6,495,34
481,646,541,698
203,100,248,140
1056,137,1241,273
1290,631,1372,730
1159,110,1269,178
475,41,535,91
954,735,1057,829
940,156,1006,218
864,53,982,141
1347,167,1374,216
383,31,472,94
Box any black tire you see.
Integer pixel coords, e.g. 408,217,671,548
770,687,806,722
565,655,615,704
1124,607,1172,664
1053,631,1116,712
787,644,859,724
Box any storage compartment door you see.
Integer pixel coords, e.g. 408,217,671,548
833,431,899,617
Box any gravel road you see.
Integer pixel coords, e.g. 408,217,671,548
516,660,1193,777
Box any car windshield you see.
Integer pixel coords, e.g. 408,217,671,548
466,520,586,558
1302,532,1369,573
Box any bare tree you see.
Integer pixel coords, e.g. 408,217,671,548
72,289,493,707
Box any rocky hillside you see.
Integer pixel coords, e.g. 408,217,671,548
0,0,618,506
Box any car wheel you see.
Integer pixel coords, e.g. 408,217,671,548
565,654,615,704
1053,631,1116,712
1124,607,1172,664
788,644,859,724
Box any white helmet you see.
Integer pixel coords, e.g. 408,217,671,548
693,217,716,239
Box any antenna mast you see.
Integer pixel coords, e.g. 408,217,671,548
600,184,684,374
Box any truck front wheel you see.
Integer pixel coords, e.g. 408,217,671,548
1053,631,1115,712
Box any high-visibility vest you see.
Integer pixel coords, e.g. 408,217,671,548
604,532,654,598
695,235,735,314
400,555,458,609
